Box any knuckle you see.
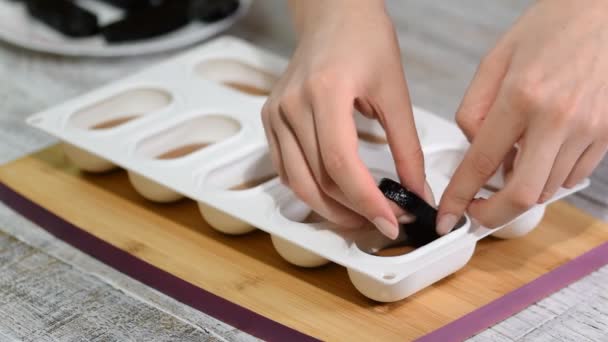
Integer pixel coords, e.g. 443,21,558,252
261,103,273,126
305,68,343,97
578,120,595,137
549,98,579,130
475,214,500,229
445,190,471,209
563,177,578,189
469,151,498,179
323,149,348,176
504,72,544,111
455,114,477,141
277,88,301,116
261,110,270,130
318,176,338,196
290,181,312,204
578,112,602,137
268,104,283,127
539,188,555,203
507,185,538,211
455,109,470,128
261,99,271,117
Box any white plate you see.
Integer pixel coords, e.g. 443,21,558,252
0,0,251,57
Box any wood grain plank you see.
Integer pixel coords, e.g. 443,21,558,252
1,145,606,341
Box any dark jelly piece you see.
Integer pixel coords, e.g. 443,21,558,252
97,0,165,11
26,0,99,38
379,178,437,228
101,0,190,43
189,0,240,23
378,178,441,247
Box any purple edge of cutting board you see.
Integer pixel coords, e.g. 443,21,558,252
1,182,606,342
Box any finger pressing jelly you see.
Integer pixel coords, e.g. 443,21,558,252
379,178,442,247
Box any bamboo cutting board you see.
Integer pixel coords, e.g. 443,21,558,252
1,145,607,341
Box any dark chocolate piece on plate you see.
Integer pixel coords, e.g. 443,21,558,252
379,178,448,248
101,0,190,43
25,0,99,38
189,0,240,23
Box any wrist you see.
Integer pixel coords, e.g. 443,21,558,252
289,0,387,36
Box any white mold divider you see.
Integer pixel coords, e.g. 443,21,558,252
26,36,589,302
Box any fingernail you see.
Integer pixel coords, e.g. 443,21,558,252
437,213,459,235
424,181,436,207
373,217,399,240
398,213,416,224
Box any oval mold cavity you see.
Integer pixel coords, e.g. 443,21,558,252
347,241,476,302
128,114,240,203
354,229,417,259
202,148,277,191
195,58,278,97
70,88,172,130
134,114,241,160
279,198,326,225
197,148,278,235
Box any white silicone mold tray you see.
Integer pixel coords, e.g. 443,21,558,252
26,36,589,302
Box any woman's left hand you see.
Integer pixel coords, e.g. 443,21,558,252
437,0,608,234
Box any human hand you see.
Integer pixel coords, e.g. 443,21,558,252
438,0,608,234
262,0,432,239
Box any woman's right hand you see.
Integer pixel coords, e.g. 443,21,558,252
262,0,432,239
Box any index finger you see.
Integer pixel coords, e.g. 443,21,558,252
374,78,428,202
312,89,400,239
437,99,524,235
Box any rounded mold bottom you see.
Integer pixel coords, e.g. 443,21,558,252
63,143,116,173
198,202,256,235
127,171,183,203
271,235,330,268
492,206,546,239
348,242,476,302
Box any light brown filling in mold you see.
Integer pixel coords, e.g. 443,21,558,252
373,244,416,257
302,211,325,223
156,143,210,160
482,184,501,193
229,173,277,190
223,82,271,97
90,116,139,130
358,131,388,144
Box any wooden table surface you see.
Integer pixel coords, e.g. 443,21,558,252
0,1,607,341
